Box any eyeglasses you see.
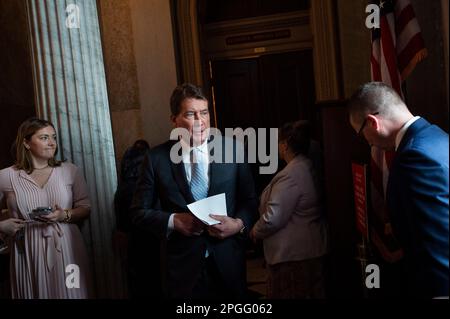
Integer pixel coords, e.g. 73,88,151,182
357,112,379,137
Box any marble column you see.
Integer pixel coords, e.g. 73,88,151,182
25,0,125,298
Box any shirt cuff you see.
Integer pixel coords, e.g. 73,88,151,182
167,213,175,237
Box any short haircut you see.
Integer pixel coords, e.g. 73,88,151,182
347,82,407,123
170,83,208,116
279,120,311,156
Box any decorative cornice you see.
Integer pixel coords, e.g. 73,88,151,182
205,11,309,37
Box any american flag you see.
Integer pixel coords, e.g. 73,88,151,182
370,0,427,95
369,0,427,261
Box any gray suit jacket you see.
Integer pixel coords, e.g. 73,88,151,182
253,154,328,265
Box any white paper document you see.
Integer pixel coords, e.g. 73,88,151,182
187,193,227,225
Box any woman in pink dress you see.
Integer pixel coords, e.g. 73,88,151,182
0,118,93,298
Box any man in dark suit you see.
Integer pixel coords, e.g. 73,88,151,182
130,83,257,299
348,82,449,298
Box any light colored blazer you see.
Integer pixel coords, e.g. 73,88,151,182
253,154,328,265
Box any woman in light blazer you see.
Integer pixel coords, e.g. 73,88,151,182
250,121,328,299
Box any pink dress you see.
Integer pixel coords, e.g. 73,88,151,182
0,162,93,298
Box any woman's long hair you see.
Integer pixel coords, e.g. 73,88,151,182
14,118,62,174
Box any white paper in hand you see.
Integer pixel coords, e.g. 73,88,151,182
187,193,227,225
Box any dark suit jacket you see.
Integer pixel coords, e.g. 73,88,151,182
387,118,449,297
130,138,258,298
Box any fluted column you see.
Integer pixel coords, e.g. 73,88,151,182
25,0,125,298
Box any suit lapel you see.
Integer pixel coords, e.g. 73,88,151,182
171,137,223,202
172,158,219,202
207,135,227,197
208,161,219,197
170,152,195,204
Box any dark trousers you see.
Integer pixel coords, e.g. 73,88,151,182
191,255,233,299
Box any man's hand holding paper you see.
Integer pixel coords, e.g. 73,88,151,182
173,213,205,237
186,193,228,226
186,193,244,239
208,214,244,239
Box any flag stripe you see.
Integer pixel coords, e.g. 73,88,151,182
384,150,396,169
396,19,421,53
398,35,427,78
394,0,411,17
371,54,382,81
395,3,416,35
380,16,402,94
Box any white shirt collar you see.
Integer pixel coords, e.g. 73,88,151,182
395,116,420,150
179,139,210,184
180,139,209,163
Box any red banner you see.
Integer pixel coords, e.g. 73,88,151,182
352,163,369,240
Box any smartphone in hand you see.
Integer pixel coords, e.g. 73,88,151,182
29,207,53,221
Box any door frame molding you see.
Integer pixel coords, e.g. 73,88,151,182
174,1,342,107
172,0,204,86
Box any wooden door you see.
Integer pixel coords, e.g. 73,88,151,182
0,0,36,170
212,50,315,130
211,50,316,192
211,58,262,131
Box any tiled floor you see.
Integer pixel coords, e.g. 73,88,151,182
246,251,267,299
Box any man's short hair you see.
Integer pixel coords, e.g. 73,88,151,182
170,83,208,116
347,82,407,123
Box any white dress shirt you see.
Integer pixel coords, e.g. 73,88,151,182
167,140,210,234
181,140,210,185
